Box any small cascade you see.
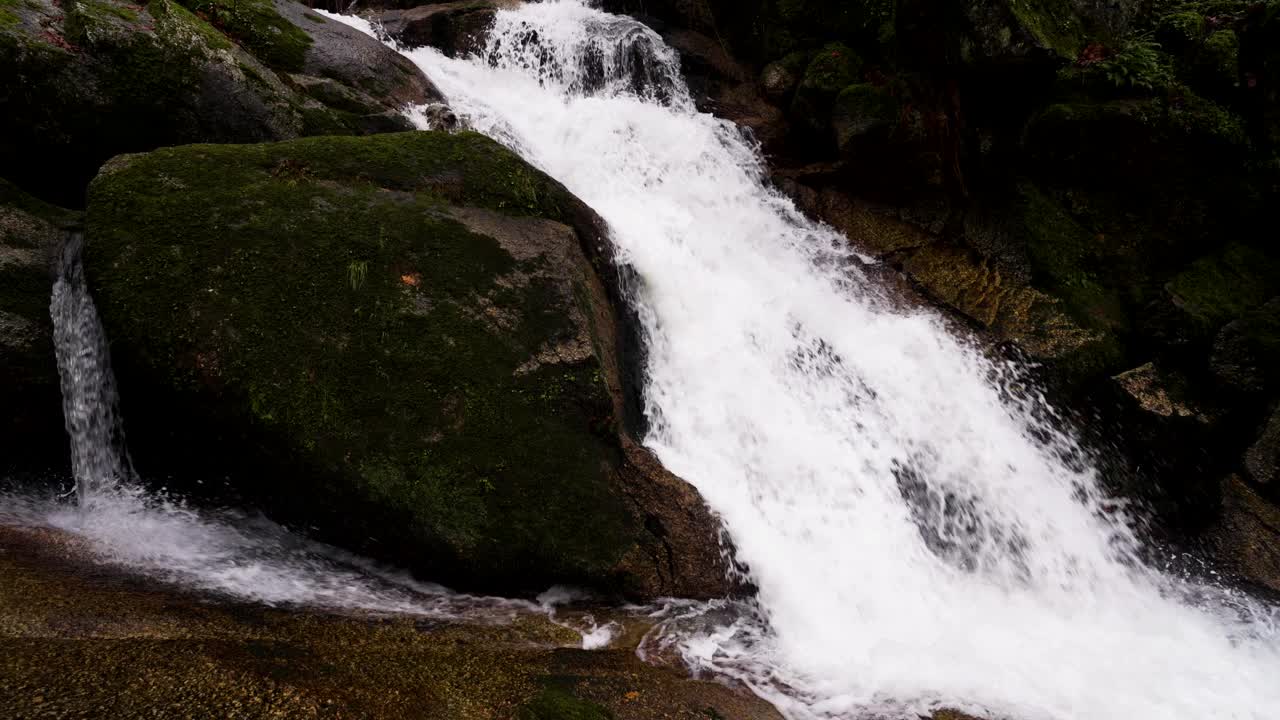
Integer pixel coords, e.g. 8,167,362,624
49,232,135,508
481,2,684,103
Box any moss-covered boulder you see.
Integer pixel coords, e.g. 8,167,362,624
831,82,899,157
84,131,731,599
0,179,79,476
1211,297,1280,395
272,0,438,107
0,0,438,205
789,43,862,141
958,0,1140,64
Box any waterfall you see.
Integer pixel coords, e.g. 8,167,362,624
50,232,135,508
324,2,1280,718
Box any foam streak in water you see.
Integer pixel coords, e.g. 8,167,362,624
368,2,1280,718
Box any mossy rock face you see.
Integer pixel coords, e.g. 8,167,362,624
900,241,1123,386
1023,94,1252,248
0,0,436,205
1211,297,1280,396
84,132,730,598
0,179,79,474
175,0,313,72
789,43,862,140
1166,244,1280,331
961,0,1089,63
831,82,899,155
518,686,614,720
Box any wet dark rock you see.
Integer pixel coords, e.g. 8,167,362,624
275,0,441,107
0,0,439,205
831,82,899,157
1244,407,1280,489
374,0,519,57
0,181,79,477
0,524,781,719
1211,297,1280,396
84,132,733,600
1209,475,1280,593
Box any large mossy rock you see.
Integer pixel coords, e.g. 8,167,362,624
0,0,438,205
84,131,730,599
0,179,78,477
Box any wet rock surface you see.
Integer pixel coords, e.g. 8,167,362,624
0,525,778,720
0,180,79,477
0,0,440,205
374,0,519,57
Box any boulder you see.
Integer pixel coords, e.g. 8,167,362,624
0,0,439,205
0,180,79,476
84,131,731,599
1210,475,1280,594
760,57,801,102
1211,297,1280,396
1112,362,1209,422
789,43,863,144
273,0,440,107
374,0,519,57
1244,407,1280,489
831,82,899,157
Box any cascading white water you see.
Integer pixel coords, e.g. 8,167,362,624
50,232,135,508
333,2,1280,718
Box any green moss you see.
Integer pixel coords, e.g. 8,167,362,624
1167,244,1280,327
800,43,861,94
519,687,614,720
833,83,896,122
150,0,232,51
1018,183,1127,335
297,104,361,136
1006,0,1085,58
85,132,638,589
83,0,140,22
831,82,898,149
177,0,312,72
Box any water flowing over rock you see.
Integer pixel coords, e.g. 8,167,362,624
394,2,1280,718
83,131,732,599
